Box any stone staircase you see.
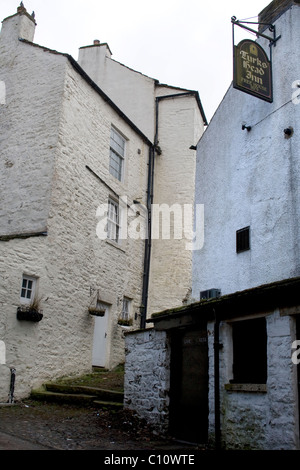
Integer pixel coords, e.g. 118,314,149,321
30,369,124,410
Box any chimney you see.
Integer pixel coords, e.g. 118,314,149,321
77,40,112,86
0,2,36,44
258,0,300,32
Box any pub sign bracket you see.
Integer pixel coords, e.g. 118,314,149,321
231,17,281,103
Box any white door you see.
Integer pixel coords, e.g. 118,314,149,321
92,302,109,367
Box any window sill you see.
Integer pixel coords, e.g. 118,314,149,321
225,383,267,393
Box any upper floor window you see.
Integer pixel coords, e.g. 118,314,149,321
20,275,37,304
236,226,250,253
109,127,125,181
121,297,131,322
107,198,120,243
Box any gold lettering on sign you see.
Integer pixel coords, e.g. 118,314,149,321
233,40,272,102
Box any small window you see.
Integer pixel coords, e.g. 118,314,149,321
236,226,250,253
109,127,125,181
20,275,37,304
231,317,267,384
121,297,131,322
107,198,120,243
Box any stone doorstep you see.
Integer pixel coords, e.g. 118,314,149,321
44,382,124,402
30,383,124,410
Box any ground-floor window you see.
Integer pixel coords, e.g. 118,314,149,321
231,317,267,384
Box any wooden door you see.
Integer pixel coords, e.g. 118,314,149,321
169,327,208,444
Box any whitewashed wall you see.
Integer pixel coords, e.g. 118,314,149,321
208,311,299,450
124,329,170,434
148,94,204,314
0,8,149,400
78,43,205,318
124,310,299,449
192,5,300,301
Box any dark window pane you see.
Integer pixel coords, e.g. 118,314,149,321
232,317,267,384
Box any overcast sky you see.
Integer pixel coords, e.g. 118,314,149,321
1,0,270,121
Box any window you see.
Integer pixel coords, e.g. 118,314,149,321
121,297,131,322
109,127,125,181
231,317,267,384
107,198,120,243
236,226,250,253
20,275,37,304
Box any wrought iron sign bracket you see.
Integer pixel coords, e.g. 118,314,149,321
231,17,281,48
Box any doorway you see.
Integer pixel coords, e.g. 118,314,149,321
169,326,208,444
92,302,110,368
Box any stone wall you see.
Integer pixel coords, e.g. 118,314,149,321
0,11,149,400
209,310,299,450
124,329,171,434
77,43,205,318
147,94,204,315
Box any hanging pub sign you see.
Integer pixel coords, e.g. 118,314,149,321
233,39,273,103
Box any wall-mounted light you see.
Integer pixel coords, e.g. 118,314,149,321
242,125,252,132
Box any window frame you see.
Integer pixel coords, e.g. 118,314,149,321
107,198,120,243
121,297,131,322
109,127,126,182
230,316,267,385
20,275,37,305
236,226,250,253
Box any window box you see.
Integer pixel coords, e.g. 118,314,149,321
17,305,43,322
88,308,105,317
117,319,133,327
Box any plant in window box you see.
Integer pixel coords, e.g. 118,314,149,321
17,297,43,322
117,318,133,327
88,307,105,317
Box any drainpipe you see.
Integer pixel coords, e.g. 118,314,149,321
214,314,222,450
8,368,16,404
140,144,155,329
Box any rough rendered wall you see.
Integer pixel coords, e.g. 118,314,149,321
0,34,65,236
48,60,148,371
148,95,204,315
0,40,148,399
192,5,300,300
208,311,298,450
124,329,170,434
78,46,156,141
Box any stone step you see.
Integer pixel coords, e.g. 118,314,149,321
44,383,124,403
30,382,124,410
93,400,124,410
30,389,98,405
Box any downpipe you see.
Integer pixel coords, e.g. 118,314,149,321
8,368,16,403
214,316,222,450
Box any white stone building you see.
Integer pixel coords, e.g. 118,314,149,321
124,0,300,450
0,4,206,401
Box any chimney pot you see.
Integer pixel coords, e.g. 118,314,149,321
93,39,100,45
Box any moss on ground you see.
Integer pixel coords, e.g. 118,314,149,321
55,363,124,392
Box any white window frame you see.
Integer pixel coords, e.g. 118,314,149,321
107,198,120,243
20,275,37,305
109,127,125,181
121,297,131,322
